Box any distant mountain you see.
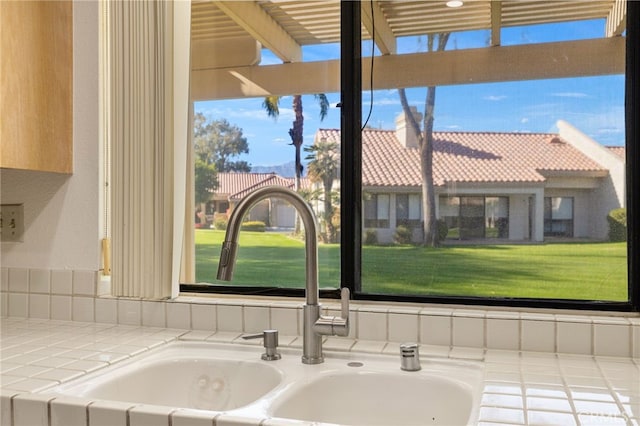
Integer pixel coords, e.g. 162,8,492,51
251,161,305,178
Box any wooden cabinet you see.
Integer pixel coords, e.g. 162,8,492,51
0,1,73,174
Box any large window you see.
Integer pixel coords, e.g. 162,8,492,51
396,194,422,228
440,196,509,240
182,1,638,311
364,193,389,228
544,197,574,237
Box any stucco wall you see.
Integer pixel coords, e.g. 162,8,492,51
0,1,100,271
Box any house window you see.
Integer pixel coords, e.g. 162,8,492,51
544,197,574,237
486,197,509,239
364,193,389,228
396,194,421,228
438,196,509,240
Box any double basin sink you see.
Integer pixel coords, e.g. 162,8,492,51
45,341,483,425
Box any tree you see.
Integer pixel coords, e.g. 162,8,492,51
262,94,330,189
398,32,450,247
195,157,217,206
193,113,251,172
305,137,340,242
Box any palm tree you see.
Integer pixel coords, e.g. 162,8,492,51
262,94,330,190
398,32,450,247
305,137,340,242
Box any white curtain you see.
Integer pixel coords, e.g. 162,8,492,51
108,0,190,299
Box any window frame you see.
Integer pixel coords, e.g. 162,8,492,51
182,1,639,312
339,1,639,312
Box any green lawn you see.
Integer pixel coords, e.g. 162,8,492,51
195,230,628,301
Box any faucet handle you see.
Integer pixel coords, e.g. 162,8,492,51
340,287,350,320
313,287,350,337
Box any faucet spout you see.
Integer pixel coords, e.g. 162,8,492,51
216,186,349,364
216,185,319,305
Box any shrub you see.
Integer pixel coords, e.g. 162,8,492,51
364,229,378,245
436,219,448,243
394,225,413,244
241,221,266,232
607,208,627,242
213,217,228,230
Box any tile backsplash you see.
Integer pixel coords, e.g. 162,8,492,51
2,267,639,358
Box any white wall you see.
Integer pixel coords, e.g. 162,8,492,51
0,1,100,271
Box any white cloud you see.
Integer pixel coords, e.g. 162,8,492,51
520,118,529,124
551,92,589,98
484,95,507,101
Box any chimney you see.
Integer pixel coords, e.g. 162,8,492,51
395,106,423,148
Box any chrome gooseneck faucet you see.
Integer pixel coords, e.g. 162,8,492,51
216,186,350,364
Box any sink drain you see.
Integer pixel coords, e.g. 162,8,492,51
347,361,364,367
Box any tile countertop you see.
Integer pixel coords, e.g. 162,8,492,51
1,318,639,426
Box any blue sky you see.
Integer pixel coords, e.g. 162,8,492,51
195,19,625,168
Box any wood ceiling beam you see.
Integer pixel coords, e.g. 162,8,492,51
490,1,501,46
606,0,626,37
191,37,625,101
361,1,396,55
214,1,302,63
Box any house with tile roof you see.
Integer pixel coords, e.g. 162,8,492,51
205,172,311,228
315,110,625,244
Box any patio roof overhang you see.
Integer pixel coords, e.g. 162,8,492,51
190,0,627,101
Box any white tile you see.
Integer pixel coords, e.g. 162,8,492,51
88,400,135,426
526,396,573,412
388,313,418,343
420,314,451,346
8,293,28,317
73,270,97,296
478,406,525,424
1,292,7,317
72,296,95,322
271,307,298,335
1,267,8,291
50,396,90,426
527,410,577,426
8,268,29,292
1,389,17,426
521,319,555,353
191,303,216,331
50,295,72,321
171,409,219,426
357,309,387,341
29,269,51,294
453,316,484,348
486,318,519,350
557,321,592,355
633,324,640,359
217,304,243,332
216,413,263,425
351,339,386,353
13,393,53,426
51,270,73,294
118,299,141,326
35,368,84,383
129,405,173,426
95,297,118,324
323,336,355,351
142,301,167,327
243,305,270,333
166,302,191,329
594,323,630,357
29,294,50,319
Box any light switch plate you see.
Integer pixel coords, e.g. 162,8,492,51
0,204,24,242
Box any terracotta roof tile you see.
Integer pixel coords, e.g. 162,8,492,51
607,146,625,159
317,129,608,188
216,172,310,199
